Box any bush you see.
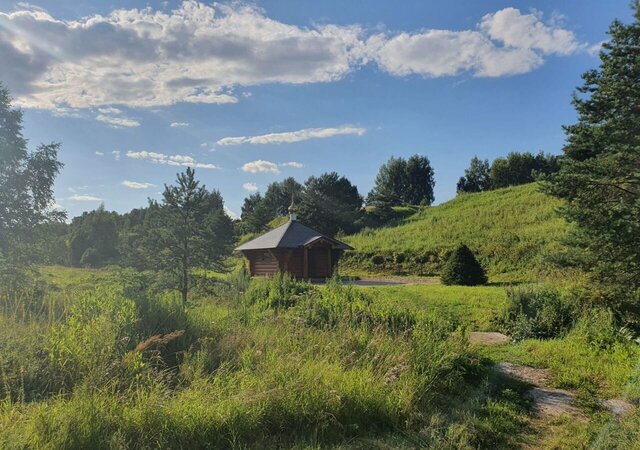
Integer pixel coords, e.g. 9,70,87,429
244,273,312,310
79,247,101,267
441,244,487,286
494,286,573,340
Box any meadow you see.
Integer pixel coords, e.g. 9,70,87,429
2,266,639,449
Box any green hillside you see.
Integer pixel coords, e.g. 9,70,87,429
342,183,569,280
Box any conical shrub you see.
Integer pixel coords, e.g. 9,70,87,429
441,244,487,286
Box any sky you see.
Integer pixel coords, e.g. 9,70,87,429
0,0,633,219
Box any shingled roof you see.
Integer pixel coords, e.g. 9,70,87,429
235,220,353,251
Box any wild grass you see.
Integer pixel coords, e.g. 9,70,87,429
342,183,569,281
361,284,508,331
0,271,535,449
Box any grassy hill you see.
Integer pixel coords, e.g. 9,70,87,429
342,183,569,281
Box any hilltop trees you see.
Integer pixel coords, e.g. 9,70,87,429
239,173,364,236
367,155,435,206
0,84,64,281
457,152,560,194
263,177,303,216
545,7,640,290
456,157,490,193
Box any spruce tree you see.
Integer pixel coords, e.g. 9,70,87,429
441,244,487,286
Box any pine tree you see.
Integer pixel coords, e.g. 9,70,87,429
441,244,487,286
142,168,234,303
544,5,640,288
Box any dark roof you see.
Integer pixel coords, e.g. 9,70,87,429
235,220,353,251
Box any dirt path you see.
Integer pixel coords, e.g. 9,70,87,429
470,335,635,421
469,331,510,345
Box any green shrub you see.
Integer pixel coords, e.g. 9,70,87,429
244,274,312,310
494,286,573,340
441,244,487,286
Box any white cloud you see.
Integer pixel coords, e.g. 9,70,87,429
217,125,366,146
1,2,362,110
68,194,102,201
224,205,239,220
371,29,541,78
122,180,156,189
241,160,279,173
126,150,218,169
112,150,121,160
97,107,122,115
170,122,190,127
280,161,304,168
370,8,581,78
242,182,258,192
0,4,586,111
95,151,104,156
479,8,581,56
96,114,140,128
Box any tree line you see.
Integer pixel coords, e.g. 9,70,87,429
456,152,561,194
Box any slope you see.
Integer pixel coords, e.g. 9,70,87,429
341,183,569,281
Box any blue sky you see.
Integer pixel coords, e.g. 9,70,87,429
0,0,633,219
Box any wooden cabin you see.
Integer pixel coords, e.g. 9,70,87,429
235,211,353,279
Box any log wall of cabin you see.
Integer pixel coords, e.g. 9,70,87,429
246,250,279,276
243,247,343,278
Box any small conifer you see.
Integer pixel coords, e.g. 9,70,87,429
441,244,488,286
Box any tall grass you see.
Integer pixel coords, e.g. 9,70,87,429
0,271,534,449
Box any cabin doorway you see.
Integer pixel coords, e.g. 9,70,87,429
307,247,331,278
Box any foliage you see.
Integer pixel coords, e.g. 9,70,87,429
140,168,235,302
367,154,435,206
239,192,274,233
0,268,540,449
440,244,487,286
343,183,568,280
457,152,560,194
457,156,490,193
0,84,64,282
297,171,363,236
544,9,640,291
68,205,119,267
493,286,574,341
263,177,303,216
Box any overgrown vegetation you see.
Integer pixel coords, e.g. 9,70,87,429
0,271,535,449
493,286,574,341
